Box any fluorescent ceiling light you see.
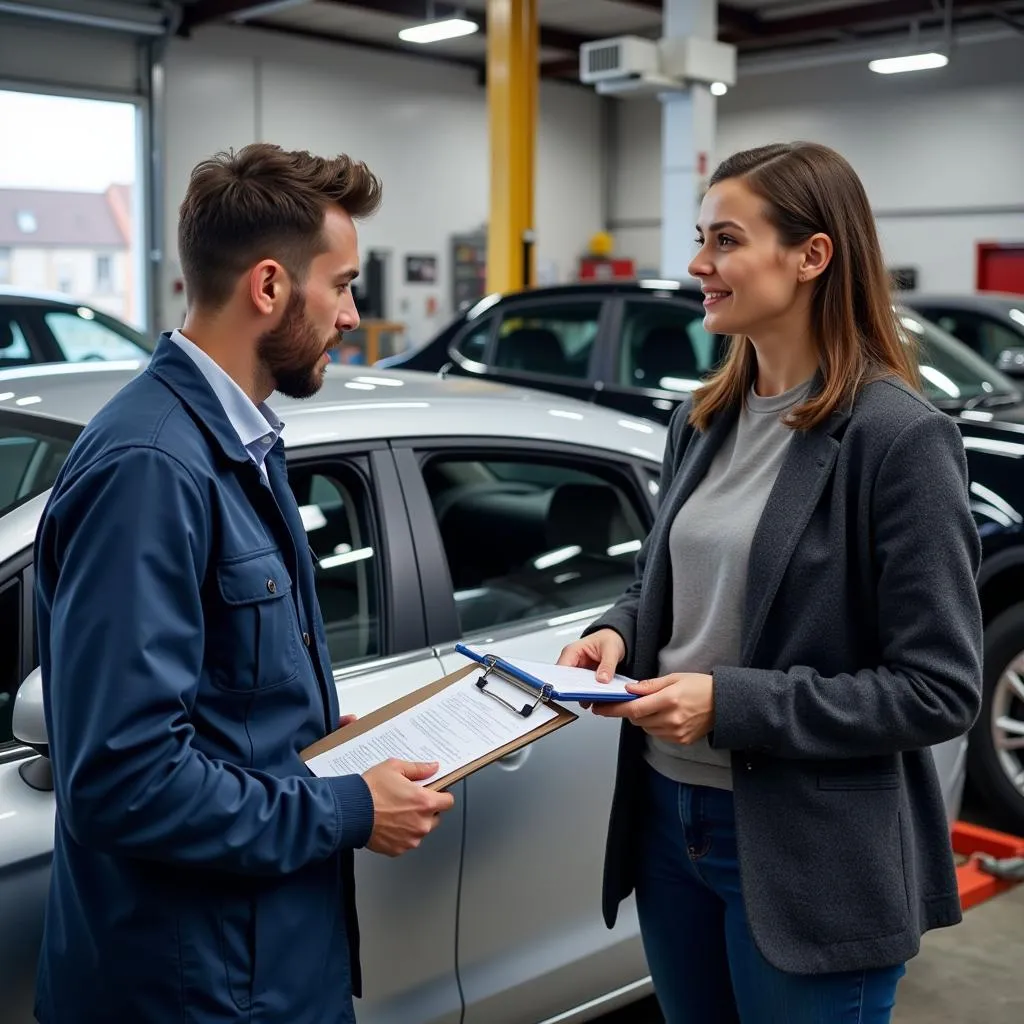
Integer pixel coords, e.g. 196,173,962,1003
868,52,948,74
399,17,479,44
710,81,728,96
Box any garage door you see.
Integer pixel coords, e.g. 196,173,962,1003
0,0,168,96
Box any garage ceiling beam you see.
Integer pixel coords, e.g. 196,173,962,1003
320,0,594,53
612,0,1024,44
182,0,596,53
610,0,763,38
220,14,578,81
985,1,1024,32
179,0,299,31
748,0,984,39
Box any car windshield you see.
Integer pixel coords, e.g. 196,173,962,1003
53,306,155,357
898,308,1022,409
0,411,80,517
992,298,1024,335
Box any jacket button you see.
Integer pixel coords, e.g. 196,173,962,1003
266,579,277,594
303,632,311,647
745,761,753,771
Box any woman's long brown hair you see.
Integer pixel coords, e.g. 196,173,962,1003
689,142,920,432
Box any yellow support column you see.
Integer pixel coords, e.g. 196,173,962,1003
487,0,538,294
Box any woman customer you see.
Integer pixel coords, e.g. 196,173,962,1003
558,141,983,1024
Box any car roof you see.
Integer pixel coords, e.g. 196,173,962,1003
0,285,90,307
904,292,1024,313
0,360,667,454
0,361,667,565
465,278,703,311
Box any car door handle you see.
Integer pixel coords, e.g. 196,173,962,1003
498,747,530,771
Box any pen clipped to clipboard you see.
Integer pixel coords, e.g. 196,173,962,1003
455,643,639,714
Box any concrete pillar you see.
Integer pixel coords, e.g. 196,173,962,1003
660,0,718,280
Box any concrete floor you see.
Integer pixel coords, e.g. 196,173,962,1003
604,794,1023,1024
893,882,1024,1024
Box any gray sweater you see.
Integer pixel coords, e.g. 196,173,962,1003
645,378,813,789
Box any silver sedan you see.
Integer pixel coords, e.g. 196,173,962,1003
0,361,968,1024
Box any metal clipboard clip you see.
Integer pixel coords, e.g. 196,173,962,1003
474,656,551,718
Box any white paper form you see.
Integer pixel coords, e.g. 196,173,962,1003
461,647,637,700
304,669,560,785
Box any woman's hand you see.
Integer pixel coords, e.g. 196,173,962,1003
557,629,627,709
557,629,626,681
593,673,715,744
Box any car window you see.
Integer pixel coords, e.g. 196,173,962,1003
618,300,719,391
931,311,1022,364
44,310,150,362
0,313,35,369
288,465,382,669
898,309,1022,406
0,576,22,745
0,418,76,516
452,318,492,363
492,302,600,380
422,454,647,635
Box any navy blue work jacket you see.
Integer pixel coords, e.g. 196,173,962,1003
33,335,375,1023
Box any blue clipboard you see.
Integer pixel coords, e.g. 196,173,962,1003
455,642,638,716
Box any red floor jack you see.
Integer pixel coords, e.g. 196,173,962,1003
953,821,1024,910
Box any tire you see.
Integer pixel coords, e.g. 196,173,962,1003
968,601,1024,835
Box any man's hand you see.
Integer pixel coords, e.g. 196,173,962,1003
338,714,358,729
361,759,455,857
592,673,715,745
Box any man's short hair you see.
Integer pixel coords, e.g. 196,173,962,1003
177,142,382,311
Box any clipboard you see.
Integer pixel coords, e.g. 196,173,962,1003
300,662,577,792
455,643,640,704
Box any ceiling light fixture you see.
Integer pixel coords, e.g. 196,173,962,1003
710,81,728,96
870,1,952,75
399,16,479,45
868,51,949,74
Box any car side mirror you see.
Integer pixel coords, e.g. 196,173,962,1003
12,668,53,792
995,348,1024,379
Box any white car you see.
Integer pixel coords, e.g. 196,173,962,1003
0,361,968,1024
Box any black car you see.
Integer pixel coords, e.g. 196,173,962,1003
0,288,154,370
378,279,727,424
903,292,1024,380
383,281,1024,832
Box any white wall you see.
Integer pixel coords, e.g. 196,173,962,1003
608,35,1024,291
161,25,604,346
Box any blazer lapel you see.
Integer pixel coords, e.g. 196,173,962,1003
741,419,842,666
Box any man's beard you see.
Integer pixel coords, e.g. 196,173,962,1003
256,285,337,399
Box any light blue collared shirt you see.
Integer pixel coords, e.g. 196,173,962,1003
169,329,283,478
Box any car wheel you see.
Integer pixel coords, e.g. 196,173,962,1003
968,602,1024,834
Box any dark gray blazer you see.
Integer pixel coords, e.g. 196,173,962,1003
586,375,983,975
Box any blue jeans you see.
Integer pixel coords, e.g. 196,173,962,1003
635,764,906,1024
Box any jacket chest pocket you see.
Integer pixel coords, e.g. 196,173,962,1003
212,550,301,691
